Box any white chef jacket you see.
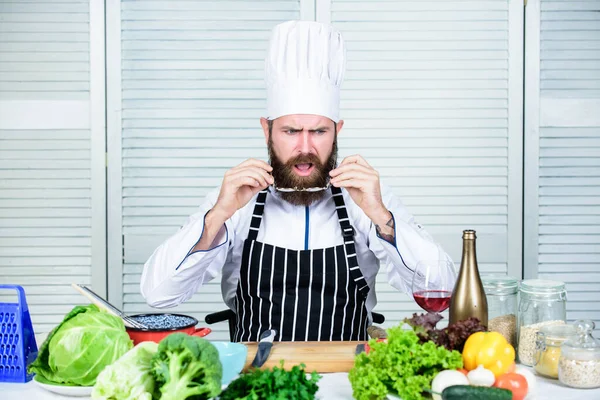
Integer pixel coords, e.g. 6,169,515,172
140,184,456,316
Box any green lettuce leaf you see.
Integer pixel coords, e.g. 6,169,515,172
28,304,133,386
349,326,463,400
29,305,94,383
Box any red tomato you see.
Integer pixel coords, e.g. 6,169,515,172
456,368,469,376
494,372,528,400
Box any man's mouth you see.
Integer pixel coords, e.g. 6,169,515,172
293,163,315,176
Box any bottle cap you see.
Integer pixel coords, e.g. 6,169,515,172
462,230,476,239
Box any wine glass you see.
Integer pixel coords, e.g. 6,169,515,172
411,259,457,313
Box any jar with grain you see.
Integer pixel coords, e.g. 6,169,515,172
559,320,600,389
482,275,518,348
534,324,576,378
517,279,567,366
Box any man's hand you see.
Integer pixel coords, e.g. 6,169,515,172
194,159,273,252
329,155,386,220
329,155,395,242
212,158,274,221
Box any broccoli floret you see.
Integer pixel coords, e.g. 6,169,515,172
151,333,222,400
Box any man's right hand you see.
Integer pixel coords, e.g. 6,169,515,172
192,159,273,252
212,159,274,221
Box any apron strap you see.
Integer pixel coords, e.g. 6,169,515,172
330,186,370,300
247,189,268,241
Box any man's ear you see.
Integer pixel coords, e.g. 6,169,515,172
336,119,344,136
260,117,270,145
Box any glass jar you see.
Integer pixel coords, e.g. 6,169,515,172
534,324,576,378
482,275,518,347
517,279,567,366
559,320,600,389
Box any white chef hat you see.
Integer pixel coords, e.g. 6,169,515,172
265,20,346,123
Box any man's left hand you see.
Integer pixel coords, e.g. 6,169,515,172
329,155,391,225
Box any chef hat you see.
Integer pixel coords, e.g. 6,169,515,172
265,20,346,123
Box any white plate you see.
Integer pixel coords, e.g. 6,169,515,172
34,376,93,397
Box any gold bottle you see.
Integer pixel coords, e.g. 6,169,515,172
449,230,488,326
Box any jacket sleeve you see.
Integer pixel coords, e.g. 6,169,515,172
140,188,233,308
368,184,457,294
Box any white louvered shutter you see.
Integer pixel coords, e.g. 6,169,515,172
0,0,103,333
526,0,600,323
114,1,302,340
328,0,524,327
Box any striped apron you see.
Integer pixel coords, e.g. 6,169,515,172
233,186,370,342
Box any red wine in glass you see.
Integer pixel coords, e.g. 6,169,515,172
411,258,457,313
413,290,453,313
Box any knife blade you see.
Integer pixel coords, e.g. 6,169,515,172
251,329,277,368
355,343,366,355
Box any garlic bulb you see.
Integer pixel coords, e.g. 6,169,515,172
467,365,495,387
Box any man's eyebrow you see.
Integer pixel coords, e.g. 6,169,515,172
278,125,330,131
309,126,330,132
280,125,302,131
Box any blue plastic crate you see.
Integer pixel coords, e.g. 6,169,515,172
0,285,38,383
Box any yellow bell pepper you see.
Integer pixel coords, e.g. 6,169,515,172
462,331,516,377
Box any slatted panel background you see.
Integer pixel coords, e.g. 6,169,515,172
540,0,600,99
0,0,92,333
537,0,600,323
0,1,90,99
331,0,518,328
120,0,301,340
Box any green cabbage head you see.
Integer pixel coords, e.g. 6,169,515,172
92,341,159,400
29,304,133,386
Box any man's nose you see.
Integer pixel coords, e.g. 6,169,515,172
298,130,312,153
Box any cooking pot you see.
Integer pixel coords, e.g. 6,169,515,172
126,313,211,345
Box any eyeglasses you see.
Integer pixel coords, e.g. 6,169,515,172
272,180,331,193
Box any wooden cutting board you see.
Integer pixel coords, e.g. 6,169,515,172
241,341,364,373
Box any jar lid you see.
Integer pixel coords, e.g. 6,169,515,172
539,323,577,340
519,279,566,295
482,275,519,295
561,320,600,360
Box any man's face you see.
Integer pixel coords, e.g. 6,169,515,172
261,115,343,206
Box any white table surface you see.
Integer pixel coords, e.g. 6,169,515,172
3,334,598,399
2,368,600,400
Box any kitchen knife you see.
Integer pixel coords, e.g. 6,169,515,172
355,343,366,355
251,329,277,368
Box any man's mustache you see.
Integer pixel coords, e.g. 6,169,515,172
284,153,323,167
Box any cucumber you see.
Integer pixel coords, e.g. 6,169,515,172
441,385,513,400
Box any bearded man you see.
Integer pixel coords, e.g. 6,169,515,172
140,20,455,342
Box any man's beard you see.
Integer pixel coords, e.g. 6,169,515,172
268,136,337,207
